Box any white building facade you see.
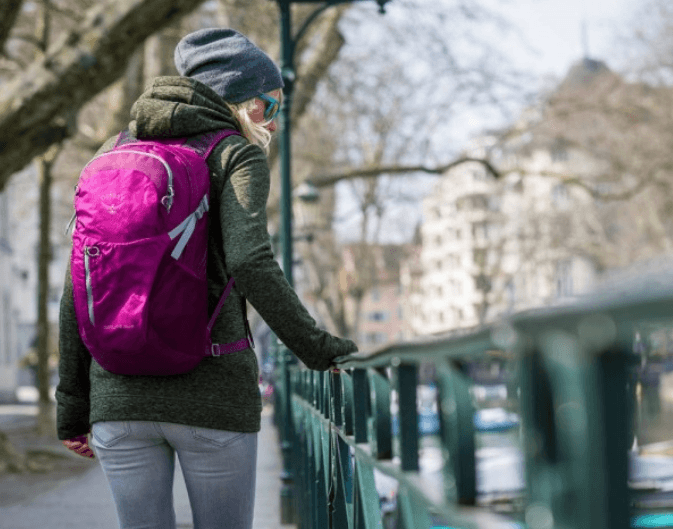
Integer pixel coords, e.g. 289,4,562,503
418,138,599,336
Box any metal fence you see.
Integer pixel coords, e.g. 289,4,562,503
272,261,673,529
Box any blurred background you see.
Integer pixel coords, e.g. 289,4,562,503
0,0,671,508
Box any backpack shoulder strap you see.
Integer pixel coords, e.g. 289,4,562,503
182,129,241,160
112,129,240,158
114,129,135,148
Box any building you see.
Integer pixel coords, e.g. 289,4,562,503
420,157,598,335
399,240,424,340
341,244,418,352
417,61,616,335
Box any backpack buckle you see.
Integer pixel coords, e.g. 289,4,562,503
161,186,175,212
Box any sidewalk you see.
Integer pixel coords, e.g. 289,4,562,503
0,405,294,529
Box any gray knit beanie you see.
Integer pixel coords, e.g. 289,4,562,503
174,28,284,104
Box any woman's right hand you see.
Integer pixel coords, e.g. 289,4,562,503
62,434,95,459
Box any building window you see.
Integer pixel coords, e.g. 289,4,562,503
471,194,489,209
369,311,390,323
506,279,515,310
472,222,488,239
556,260,573,297
551,184,570,209
473,249,487,267
550,139,569,162
474,274,491,293
365,333,388,345
486,223,500,240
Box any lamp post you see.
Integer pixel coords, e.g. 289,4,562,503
272,0,390,522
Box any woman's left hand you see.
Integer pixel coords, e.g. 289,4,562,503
62,433,95,459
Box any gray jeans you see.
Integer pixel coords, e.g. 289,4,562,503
91,421,257,529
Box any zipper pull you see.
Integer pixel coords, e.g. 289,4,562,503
64,212,76,235
84,246,99,326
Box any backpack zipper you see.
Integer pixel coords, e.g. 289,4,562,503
65,184,79,235
84,246,99,325
84,150,175,212
64,212,76,235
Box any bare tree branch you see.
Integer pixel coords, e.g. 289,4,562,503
10,33,45,52
267,6,347,170
309,156,502,187
46,0,87,24
0,53,26,71
0,0,207,191
305,154,661,206
0,0,23,52
292,7,347,124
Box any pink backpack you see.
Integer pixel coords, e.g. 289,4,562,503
70,129,252,376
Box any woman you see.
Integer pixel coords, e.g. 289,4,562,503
57,28,357,529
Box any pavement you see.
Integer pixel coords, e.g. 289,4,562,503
3,400,673,528
0,404,295,529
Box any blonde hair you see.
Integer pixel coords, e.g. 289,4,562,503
227,97,277,155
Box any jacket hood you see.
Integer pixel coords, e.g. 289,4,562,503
128,76,242,139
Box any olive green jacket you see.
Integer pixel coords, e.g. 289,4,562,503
56,77,357,440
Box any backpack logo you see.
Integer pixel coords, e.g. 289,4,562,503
69,129,245,376
101,193,122,214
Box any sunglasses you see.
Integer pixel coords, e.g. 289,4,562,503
258,94,280,121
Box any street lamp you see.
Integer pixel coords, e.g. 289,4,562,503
293,180,320,204
272,0,390,522
275,0,391,287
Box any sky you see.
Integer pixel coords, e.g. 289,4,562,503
494,0,640,79
332,0,644,244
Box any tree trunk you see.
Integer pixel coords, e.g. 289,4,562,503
35,145,59,438
143,21,183,81
0,0,208,190
105,49,145,138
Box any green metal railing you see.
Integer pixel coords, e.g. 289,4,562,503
273,265,673,529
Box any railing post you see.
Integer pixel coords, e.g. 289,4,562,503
437,360,476,505
353,458,384,529
332,370,343,427
278,343,296,524
368,368,392,459
341,370,354,436
594,347,632,529
311,408,328,529
396,363,419,471
352,368,369,443
520,321,633,529
519,346,560,508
